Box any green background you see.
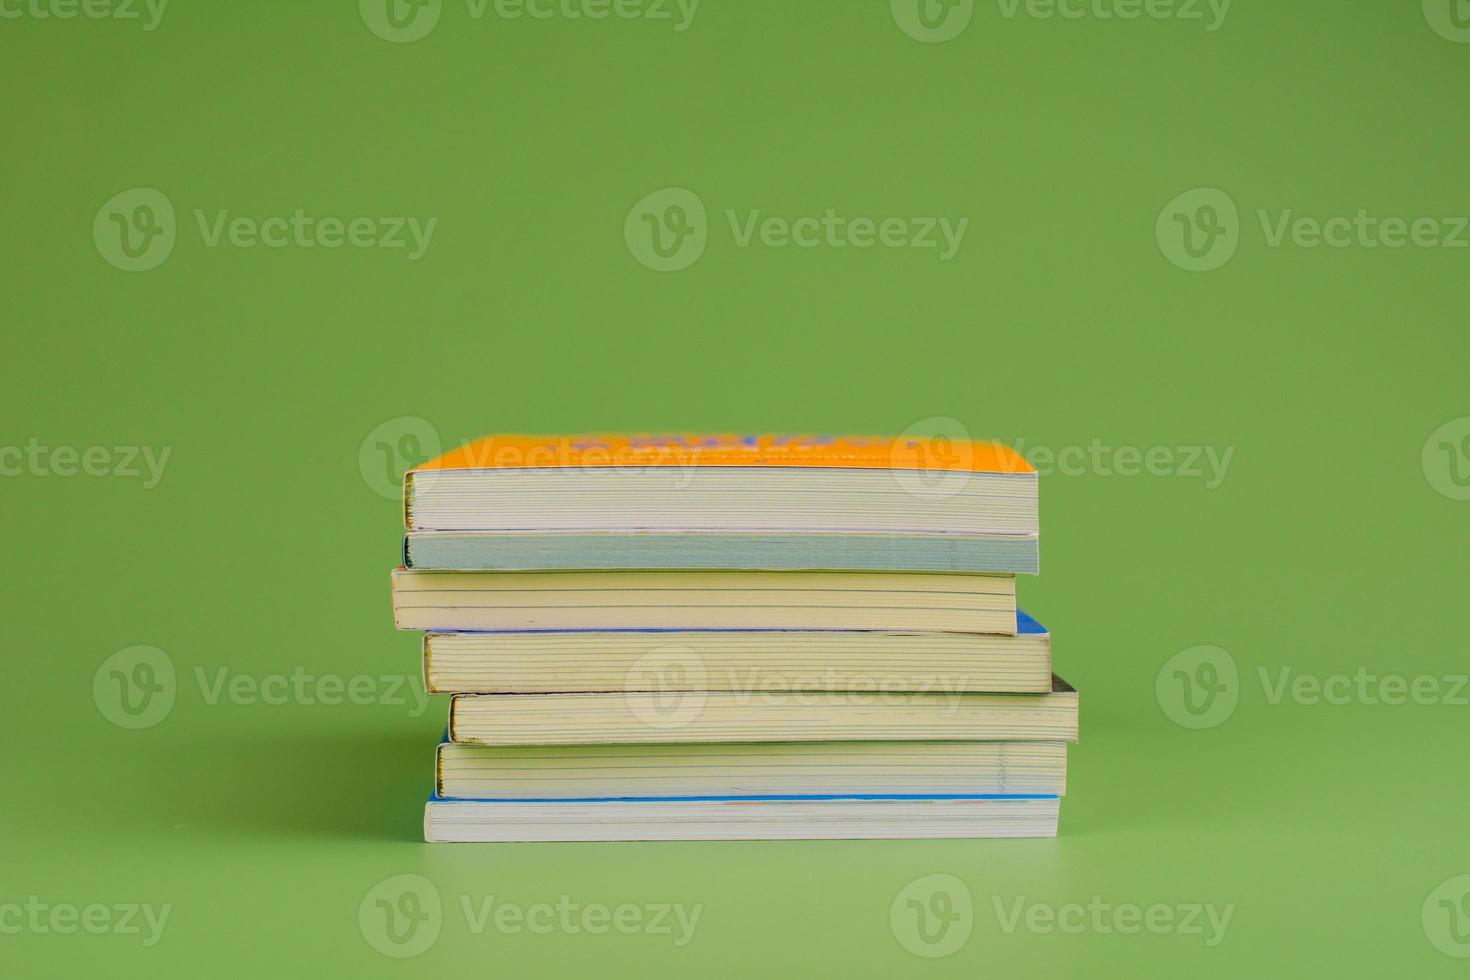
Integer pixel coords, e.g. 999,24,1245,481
4,0,1469,976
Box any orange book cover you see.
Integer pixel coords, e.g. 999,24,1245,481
411,433,1033,476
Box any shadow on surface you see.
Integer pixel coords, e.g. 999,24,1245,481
165,728,429,843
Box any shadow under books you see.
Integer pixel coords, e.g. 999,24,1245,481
170,729,428,843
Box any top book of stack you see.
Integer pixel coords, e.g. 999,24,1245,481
401,434,1038,575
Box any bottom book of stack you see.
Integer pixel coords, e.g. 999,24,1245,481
426,796,1061,842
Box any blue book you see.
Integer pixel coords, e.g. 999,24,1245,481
424,792,1061,842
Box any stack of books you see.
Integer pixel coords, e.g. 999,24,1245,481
390,434,1077,841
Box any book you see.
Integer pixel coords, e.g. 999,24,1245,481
424,795,1060,842
447,676,1078,746
391,569,1016,633
404,434,1038,537
422,610,1052,695
436,739,1068,800
403,529,1039,574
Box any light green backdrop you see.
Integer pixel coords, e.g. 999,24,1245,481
4,1,1470,976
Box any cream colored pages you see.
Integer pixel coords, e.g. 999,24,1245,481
392,569,1016,632
448,687,1078,746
